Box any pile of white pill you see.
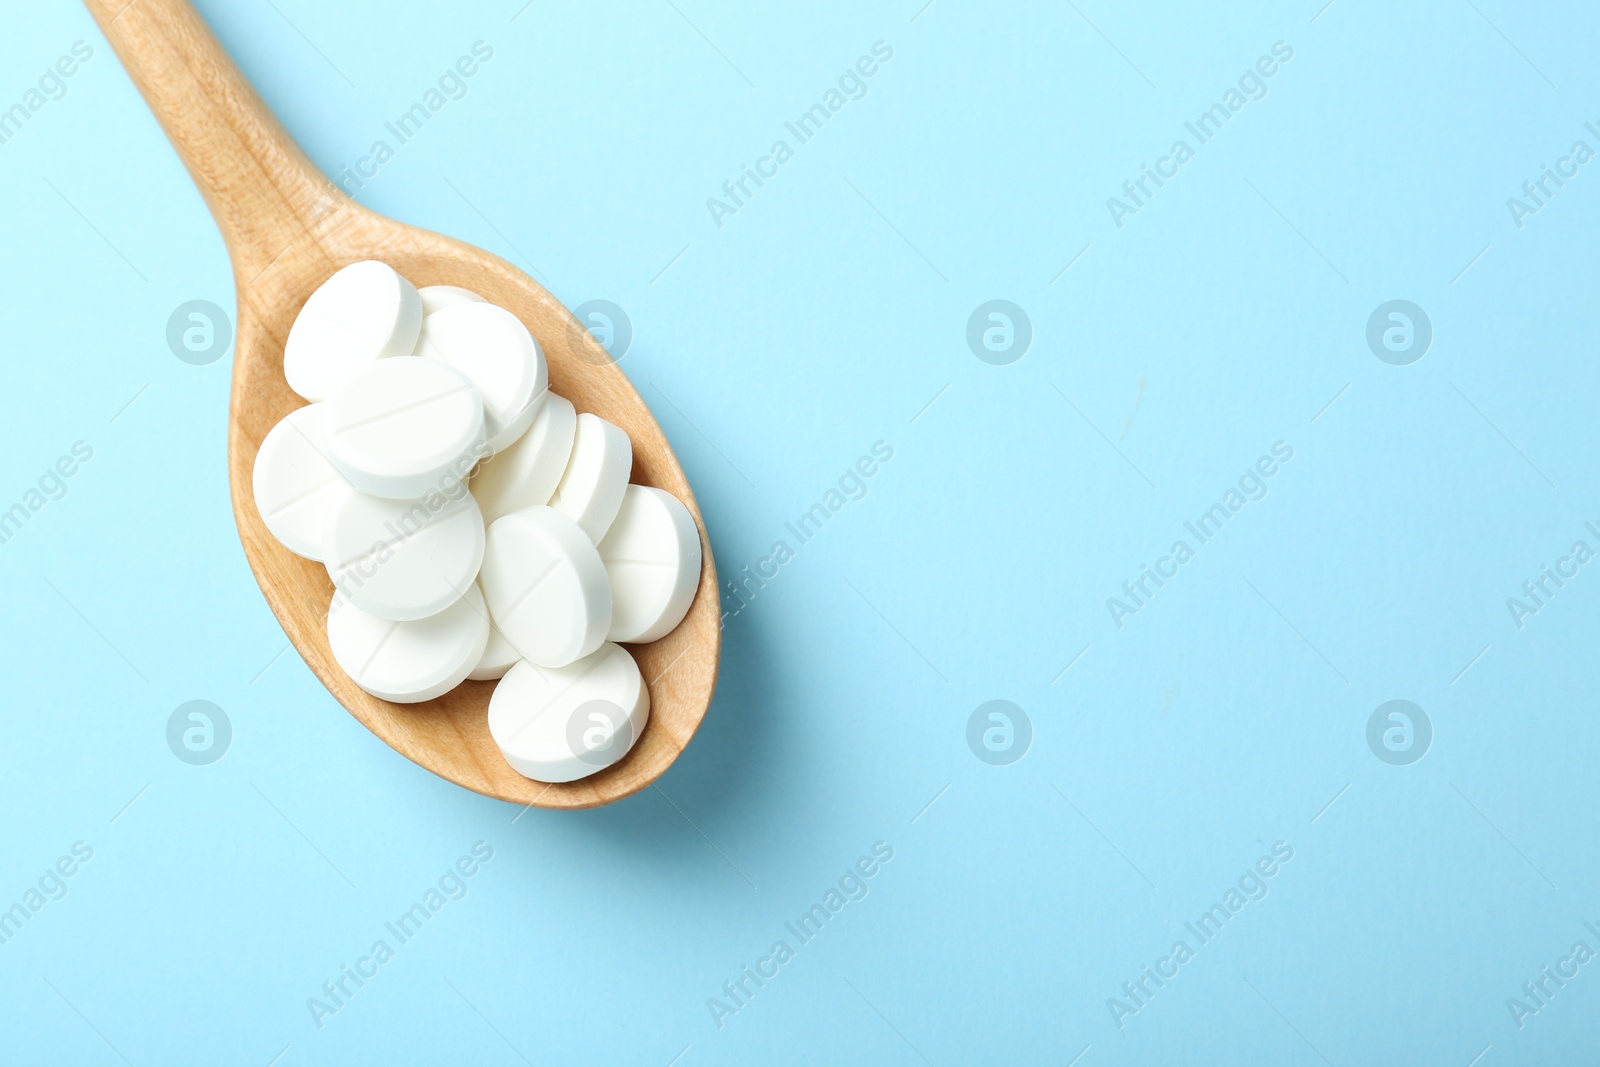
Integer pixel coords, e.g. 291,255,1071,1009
251,261,702,783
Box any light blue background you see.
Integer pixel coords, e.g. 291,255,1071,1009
1,0,1595,1063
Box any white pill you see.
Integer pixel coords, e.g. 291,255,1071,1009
413,303,547,455
418,285,486,316
471,393,577,524
324,488,485,622
487,643,649,782
328,583,490,703
549,413,632,541
480,505,610,668
251,404,351,561
468,620,521,682
598,486,702,644
284,261,422,402
322,356,486,500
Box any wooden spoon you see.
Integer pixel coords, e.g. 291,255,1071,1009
85,0,720,809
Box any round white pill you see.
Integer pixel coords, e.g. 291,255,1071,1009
487,643,649,782
480,505,610,668
251,404,351,561
550,413,632,541
324,488,485,622
471,393,577,524
468,620,521,682
322,357,486,500
414,303,547,455
328,583,490,703
284,261,422,402
418,284,486,316
598,485,702,644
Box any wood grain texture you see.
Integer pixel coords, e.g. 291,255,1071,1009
84,0,720,809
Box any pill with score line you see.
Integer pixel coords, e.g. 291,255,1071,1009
283,260,421,402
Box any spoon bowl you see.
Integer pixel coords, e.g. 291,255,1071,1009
87,0,719,809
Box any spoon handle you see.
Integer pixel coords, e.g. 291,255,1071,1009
83,0,344,281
